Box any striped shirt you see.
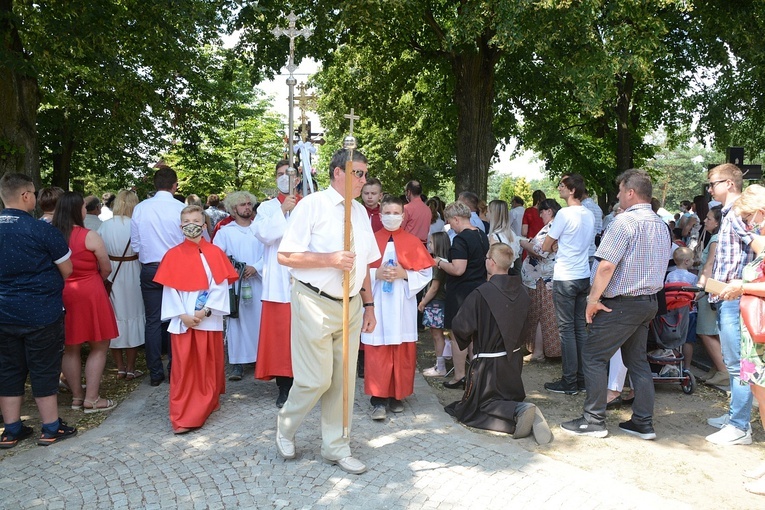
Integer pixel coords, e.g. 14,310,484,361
591,203,671,297
708,201,753,303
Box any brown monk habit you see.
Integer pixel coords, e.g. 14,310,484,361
444,271,532,434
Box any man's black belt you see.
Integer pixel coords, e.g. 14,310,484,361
298,280,344,302
603,294,657,302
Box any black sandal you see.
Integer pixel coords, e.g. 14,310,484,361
0,424,33,449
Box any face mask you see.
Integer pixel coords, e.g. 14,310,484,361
276,174,291,194
182,223,203,239
746,211,764,233
381,214,403,231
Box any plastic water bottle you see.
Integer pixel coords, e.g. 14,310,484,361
194,290,209,310
241,280,253,302
382,259,394,293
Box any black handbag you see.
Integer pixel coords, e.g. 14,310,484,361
228,256,247,319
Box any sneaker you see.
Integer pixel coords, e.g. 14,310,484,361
618,419,656,440
228,364,243,381
389,399,404,413
544,379,579,395
371,404,387,421
512,403,536,439
0,424,33,449
706,424,753,445
707,413,730,429
560,416,608,438
422,366,447,377
37,420,77,446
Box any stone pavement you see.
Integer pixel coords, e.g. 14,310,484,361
0,370,687,510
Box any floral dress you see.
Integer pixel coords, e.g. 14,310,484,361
740,251,765,388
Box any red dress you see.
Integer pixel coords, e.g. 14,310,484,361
63,226,119,345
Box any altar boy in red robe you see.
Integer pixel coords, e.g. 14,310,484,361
362,195,434,420
154,205,238,434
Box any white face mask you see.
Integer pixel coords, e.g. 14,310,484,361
381,214,403,231
276,174,290,194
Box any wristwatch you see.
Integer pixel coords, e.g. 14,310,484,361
203,307,212,317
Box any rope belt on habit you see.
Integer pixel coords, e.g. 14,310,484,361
298,280,344,302
473,350,517,359
110,255,139,262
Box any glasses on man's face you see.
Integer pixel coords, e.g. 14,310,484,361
343,169,368,179
707,179,728,190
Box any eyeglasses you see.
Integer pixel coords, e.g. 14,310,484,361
343,169,368,179
707,179,728,190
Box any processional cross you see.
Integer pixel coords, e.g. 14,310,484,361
272,11,312,193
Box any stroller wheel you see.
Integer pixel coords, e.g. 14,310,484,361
681,369,696,395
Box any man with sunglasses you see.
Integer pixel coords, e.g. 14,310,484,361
275,148,380,474
704,163,765,445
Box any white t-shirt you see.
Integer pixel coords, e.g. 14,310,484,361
547,205,594,280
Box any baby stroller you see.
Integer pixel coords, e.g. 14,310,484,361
647,282,698,394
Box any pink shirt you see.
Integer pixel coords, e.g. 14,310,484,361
403,197,431,243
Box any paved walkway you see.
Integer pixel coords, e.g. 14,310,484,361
0,371,686,509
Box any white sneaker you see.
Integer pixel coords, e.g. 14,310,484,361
705,424,752,445
706,413,729,429
422,366,447,377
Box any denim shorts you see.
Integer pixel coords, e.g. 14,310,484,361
422,300,445,329
0,316,65,398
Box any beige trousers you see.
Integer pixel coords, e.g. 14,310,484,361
277,281,362,460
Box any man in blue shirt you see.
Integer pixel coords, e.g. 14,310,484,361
0,173,77,448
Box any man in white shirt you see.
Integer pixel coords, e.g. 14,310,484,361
542,174,594,395
581,190,603,264
83,196,103,231
510,196,525,237
275,149,380,475
252,160,301,407
130,166,185,386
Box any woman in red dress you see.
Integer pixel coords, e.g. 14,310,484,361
53,192,119,413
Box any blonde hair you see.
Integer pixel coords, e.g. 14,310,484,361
708,163,744,193
672,246,693,266
733,184,765,217
112,189,138,217
443,201,471,221
185,194,203,207
223,191,257,215
488,243,514,272
181,205,204,219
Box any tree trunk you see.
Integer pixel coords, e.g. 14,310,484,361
615,72,634,173
0,0,40,183
51,137,76,190
451,44,497,201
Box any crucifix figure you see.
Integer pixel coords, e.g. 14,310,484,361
344,108,360,138
294,82,317,142
272,11,313,176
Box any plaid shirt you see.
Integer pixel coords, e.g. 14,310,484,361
591,203,671,297
708,201,753,303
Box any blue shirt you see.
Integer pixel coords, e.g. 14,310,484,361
0,209,71,326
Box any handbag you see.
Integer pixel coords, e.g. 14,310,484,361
228,256,247,319
104,239,131,295
741,275,765,344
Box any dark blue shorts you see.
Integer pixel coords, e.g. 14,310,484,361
685,311,698,345
0,316,65,398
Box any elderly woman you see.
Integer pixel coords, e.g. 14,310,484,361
53,192,119,412
724,185,765,495
519,199,561,362
435,201,489,389
98,190,145,380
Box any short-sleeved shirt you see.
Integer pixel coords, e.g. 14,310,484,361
592,203,671,297
547,205,594,280
522,206,545,239
278,186,380,298
665,268,698,286
0,208,71,326
709,201,753,303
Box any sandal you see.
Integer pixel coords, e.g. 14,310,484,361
71,397,84,411
116,370,127,380
83,396,117,414
125,370,144,381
